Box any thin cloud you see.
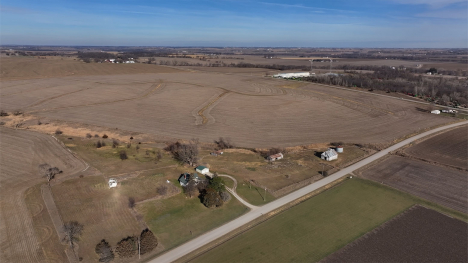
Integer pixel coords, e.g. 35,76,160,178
388,0,465,8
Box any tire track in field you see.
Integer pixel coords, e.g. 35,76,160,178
27,81,163,114
166,81,283,97
197,91,230,125
25,87,92,109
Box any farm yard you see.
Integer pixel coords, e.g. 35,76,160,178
1,61,454,148
360,155,468,213
198,145,367,199
322,205,468,263
0,127,86,263
189,178,466,263
404,125,468,170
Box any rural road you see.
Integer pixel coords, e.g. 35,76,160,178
150,121,468,263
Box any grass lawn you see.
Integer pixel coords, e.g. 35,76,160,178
58,135,178,175
192,178,467,263
137,192,249,253
200,146,366,193
235,180,276,206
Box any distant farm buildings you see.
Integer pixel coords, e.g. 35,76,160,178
431,110,441,114
273,72,312,79
321,149,338,161
267,153,284,161
108,178,118,188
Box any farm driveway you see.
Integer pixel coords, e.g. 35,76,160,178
150,120,468,263
219,174,258,210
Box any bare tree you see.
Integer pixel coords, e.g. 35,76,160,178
62,221,84,258
442,94,451,105
38,163,61,183
156,185,168,196
167,139,199,166
128,197,136,209
95,239,114,262
184,180,198,198
214,137,235,149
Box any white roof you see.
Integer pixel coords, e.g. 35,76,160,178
322,148,338,158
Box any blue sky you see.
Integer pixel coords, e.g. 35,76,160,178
1,0,466,47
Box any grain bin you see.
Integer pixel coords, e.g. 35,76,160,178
336,145,343,153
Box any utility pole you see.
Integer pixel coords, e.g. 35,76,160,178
322,163,325,176
138,236,141,260
249,180,251,190
309,60,313,73
264,187,267,202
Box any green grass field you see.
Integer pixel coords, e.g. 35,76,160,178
191,178,467,263
235,180,276,206
137,192,249,253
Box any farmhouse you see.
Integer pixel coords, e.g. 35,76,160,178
321,149,338,161
267,153,284,161
196,165,210,175
178,173,200,187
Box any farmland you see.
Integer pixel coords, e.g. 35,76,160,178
322,205,468,263
360,155,468,213
189,178,466,263
0,127,86,263
404,125,468,170
0,58,454,148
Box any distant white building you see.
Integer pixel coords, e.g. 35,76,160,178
273,72,312,79
431,110,441,114
108,178,117,188
321,149,338,161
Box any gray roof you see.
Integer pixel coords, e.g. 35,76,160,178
196,165,207,170
322,149,338,158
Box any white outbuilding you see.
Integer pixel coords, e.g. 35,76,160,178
431,110,441,114
321,149,338,161
273,72,312,79
267,153,284,161
195,165,210,175
108,178,118,188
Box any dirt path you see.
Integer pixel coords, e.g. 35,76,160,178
197,91,230,124
150,120,468,263
219,174,258,210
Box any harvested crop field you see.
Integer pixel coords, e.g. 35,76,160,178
404,125,468,169
0,127,86,263
360,156,468,213
0,57,181,81
322,205,468,263
1,69,452,148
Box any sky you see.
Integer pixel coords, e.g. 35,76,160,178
1,0,467,47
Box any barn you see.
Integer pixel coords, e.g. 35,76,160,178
196,165,210,175
321,149,338,161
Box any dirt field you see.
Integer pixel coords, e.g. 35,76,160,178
0,57,181,80
1,66,453,148
322,205,468,263
404,125,468,170
360,156,468,213
0,127,86,263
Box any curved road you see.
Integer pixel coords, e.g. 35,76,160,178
151,121,468,263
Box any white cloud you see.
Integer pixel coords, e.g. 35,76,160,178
416,9,467,19
389,0,465,8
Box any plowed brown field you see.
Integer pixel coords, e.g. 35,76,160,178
404,125,468,170
323,206,468,263
361,156,468,213
0,127,86,263
1,70,453,148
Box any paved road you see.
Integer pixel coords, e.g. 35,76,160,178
150,121,468,263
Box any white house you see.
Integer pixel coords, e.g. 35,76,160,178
108,178,118,188
431,110,441,114
321,149,338,161
195,165,209,175
267,153,284,161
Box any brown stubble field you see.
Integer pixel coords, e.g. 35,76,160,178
0,127,86,263
322,205,468,263
404,125,468,170
360,155,467,213
1,63,454,148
